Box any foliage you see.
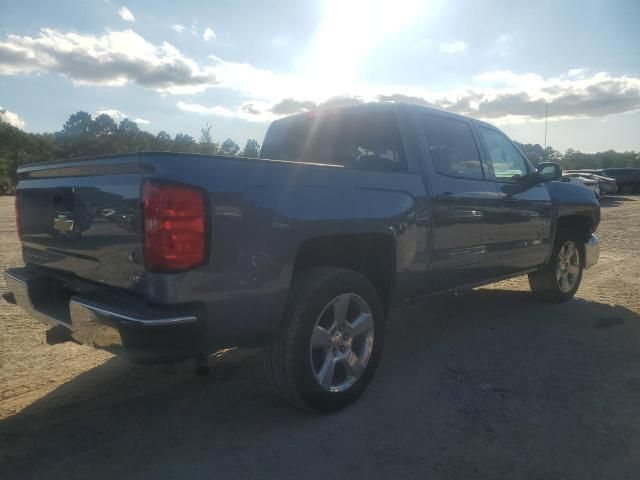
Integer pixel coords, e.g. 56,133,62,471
515,141,640,170
241,138,260,158
0,111,261,186
221,138,241,156
1,111,638,188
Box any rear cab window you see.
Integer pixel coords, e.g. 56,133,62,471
421,114,485,180
260,110,407,172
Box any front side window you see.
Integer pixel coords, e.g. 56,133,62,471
422,114,484,180
259,111,407,172
479,127,530,181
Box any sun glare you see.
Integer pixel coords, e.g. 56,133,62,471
302,0,425,98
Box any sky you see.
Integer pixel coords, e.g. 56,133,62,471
0,0,639,152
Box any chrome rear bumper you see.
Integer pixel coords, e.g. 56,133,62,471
4,266,201,362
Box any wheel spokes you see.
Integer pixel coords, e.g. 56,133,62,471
346,313,373,338
317,355,336,390
560,274,569,291
344,351,365,378
565,242,574,260
311,326,331,348
333,295,351,325
310,293,375,392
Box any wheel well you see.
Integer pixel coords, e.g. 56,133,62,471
556,215,593,242
293,234,395,310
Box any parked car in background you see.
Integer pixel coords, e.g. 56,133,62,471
587,173,617,195
561,173,601,198
565,171,617,195
600,168,640,194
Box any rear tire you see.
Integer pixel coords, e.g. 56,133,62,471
265,267,385,413
529,229,584,302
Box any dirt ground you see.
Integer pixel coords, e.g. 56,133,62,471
1,195,640,479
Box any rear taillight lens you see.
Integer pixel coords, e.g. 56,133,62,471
143,181,207,272
15,191,21,239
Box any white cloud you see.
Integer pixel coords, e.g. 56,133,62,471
1,28,639,126
176,70,640,126
0,106,26,129
203,28,216,41
172,24,185,33
118,6,135,22
568,68,587,77
96,108,127,120
95,109,150,125
177,100,276,122
0,28,219,94
190,25,197,36
439,40,467,55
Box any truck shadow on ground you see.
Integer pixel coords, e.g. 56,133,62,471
599,194,637,208
2,288,640,479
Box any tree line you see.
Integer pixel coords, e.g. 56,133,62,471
514,142,640,170
1,110,639,189
0,111,260,187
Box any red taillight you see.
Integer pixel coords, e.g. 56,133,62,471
15,191,21,239
143,181,207,272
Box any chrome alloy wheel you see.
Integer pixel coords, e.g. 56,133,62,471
556,240,581,293
309,293,375,392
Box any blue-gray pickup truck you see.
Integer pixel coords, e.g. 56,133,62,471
5,103,600,412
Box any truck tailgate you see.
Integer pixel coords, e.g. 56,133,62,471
16,155,145,291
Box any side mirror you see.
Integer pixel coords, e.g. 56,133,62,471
537,162,562,181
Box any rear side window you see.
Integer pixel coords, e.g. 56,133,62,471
260,111,407,172
422,115,484,180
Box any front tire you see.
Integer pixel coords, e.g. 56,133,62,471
265,267,385,413
528,231,584,302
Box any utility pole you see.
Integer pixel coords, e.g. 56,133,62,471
544,103,548,149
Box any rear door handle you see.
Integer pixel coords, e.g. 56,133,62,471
437,192,457,203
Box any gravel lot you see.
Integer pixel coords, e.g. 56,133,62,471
1,195,640,479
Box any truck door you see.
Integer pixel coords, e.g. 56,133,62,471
419,113,504,291
475,124,553,274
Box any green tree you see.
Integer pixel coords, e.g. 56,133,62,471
241,138,260,158
61,111,92,136
221,138,240,156
198,124,220,154
173,133,196,153
58,111,94,157
155,130,172,150
90,114,118,154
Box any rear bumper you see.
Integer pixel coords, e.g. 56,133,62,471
584,234,600,269
4,266,203,363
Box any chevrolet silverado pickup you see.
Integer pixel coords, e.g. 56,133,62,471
4,103,600,412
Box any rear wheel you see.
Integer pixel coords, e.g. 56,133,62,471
265,267,385,413
529,230,584,302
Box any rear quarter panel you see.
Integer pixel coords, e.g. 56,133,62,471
140,154,428,347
